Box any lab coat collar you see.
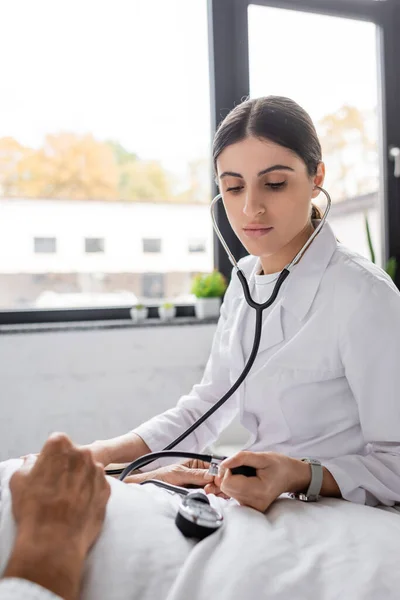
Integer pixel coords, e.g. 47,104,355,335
251,219,338,322
228,220,338,381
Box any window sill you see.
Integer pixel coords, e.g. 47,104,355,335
0,316,219,335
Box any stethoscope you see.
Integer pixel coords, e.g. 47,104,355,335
106,185,332,540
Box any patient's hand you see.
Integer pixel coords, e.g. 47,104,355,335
204,481,231,499
4,433,111,600
123,459,215,488
11,433,111,554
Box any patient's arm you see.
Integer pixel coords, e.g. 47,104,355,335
3,531,85,600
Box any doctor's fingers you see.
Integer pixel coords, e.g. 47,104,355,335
219,468,268,499
219,473,276,512
220,450,274,471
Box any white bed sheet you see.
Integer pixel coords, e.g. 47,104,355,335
1,459,400,600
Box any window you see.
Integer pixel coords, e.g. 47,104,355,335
142,273,164,299
248,4,382,263
34,237,57,254
142,238,162,254
85,238,105,254
0,0,213,311
188,239,206,253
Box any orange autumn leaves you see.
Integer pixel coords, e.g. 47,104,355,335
0,133,173,202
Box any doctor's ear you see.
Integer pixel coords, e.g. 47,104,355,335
311,162,325,199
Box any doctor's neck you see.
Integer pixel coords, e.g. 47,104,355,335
258,220,316,275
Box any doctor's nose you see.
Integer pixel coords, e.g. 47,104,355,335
242,191,266,219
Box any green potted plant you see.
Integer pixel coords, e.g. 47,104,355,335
365,214,397,281
129,303,148,322
190,270,228,319
158,301,176,321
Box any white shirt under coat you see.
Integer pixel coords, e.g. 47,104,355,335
134,220,400,507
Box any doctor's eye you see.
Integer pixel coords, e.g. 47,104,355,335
266,181,287,190
226,186,244,194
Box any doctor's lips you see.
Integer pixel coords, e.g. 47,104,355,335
243,224,273,238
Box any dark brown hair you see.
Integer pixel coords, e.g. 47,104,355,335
212,96,323,219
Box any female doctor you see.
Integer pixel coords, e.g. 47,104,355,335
87,96,400,512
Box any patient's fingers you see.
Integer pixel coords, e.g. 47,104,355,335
124,464,214,487
204,482,230,499
174,466,214,486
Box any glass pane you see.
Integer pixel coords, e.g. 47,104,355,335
188,239,207,253
85,238,105,254
143,239,162,254
142,273,165,298
34,237,57,254
0,0,212,310
248,5,382,265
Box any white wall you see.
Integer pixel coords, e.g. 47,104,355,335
0,323,248,461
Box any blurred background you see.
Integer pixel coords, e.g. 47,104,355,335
0,0,392,310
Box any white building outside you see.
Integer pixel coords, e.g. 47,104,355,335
0,196,381,310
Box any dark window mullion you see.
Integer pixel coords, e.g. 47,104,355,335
379,0,400,287
208,0,250,285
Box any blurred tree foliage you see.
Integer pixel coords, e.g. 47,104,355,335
0,133,208,203
317,105,378,202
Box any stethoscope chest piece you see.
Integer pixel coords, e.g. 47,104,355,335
175,491,224,540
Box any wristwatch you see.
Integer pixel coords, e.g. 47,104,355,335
296,458,323,502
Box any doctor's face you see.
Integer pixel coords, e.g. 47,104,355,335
216,136,324,264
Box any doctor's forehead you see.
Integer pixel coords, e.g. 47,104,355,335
216,137,304,178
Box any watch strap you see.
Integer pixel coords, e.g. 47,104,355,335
298,458,323,502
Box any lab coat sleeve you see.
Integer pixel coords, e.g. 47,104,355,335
0,579,62,600
323,275,400,506
132,272,239,463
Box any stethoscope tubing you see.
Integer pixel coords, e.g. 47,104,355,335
107,187,331,480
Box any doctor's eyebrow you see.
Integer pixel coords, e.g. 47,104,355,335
219,165,295,179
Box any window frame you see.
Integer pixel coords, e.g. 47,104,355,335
207,0,400,288
1,0,399,324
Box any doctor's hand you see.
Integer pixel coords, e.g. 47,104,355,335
206,451,296,512
123,459,215,488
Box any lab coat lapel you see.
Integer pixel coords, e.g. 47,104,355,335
229,295,247,376
281,221,338,321
256,300,284,355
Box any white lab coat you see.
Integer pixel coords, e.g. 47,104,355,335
134,220,400,507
